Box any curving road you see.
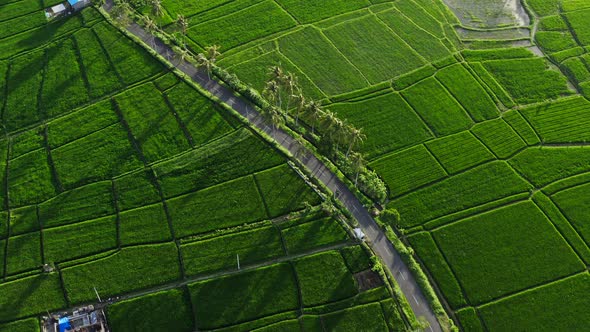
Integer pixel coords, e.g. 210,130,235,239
101,2,441,330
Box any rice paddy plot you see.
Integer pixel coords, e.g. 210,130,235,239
181,226,284,276
278,27,368,96
186,0,296,51
509,146,590,187
323,15,424,84
392,161,532,227
401,77,473,136
425,131,495,174
553,182,590,246
433,202,584,305
329,92,433,160
471,118,527,159
370,144,447,198
479,273,590,331
520,97,590,143
482,58,572,104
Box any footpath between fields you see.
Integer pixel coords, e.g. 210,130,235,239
100,1,442,331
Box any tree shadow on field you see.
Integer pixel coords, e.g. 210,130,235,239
0,272,45,321
15,17,68,55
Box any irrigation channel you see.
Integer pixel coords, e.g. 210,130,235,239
101,1,441,330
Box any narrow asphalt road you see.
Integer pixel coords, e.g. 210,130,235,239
102,3,441,331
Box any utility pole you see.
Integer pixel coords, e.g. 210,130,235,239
94,287,102,303
237,254,240,270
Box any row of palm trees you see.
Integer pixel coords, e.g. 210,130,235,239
262,66,366,159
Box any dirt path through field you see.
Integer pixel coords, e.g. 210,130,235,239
101,1,442,330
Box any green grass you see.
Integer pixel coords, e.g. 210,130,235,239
8,149,56,207
471,118,527,159
479,273,590,331
393,0,446,38
392,161,532,227
41,38,89,118
321,303,388,331
278,27,368,95
115,83,190,162
435,64,499,121
9,205,39,236
93,21,163,84
483,58,572,104
73,28,123,99
119,203,171,245
0,15,83,60
456,307,483,332
9,127,44,159
181,226,284,276
370,144,447,197
154,128,283,198
533,192,590,264
168,176,267,237
275,0,369,23
535,31,578,53
107,288,194,332
153,72,179,91
0,273,66,321
254,164,320,218
378,9,451,63
5,231,41,275
563,57,590,84
282,217,349,254
408,232,467,309
520,97,590,143
113,169,161,211
52,123,143,189
329,93,433,159
38,181,114,228
509,147,590,187
391,64,437,90
502,110,540,145
462,48,535,61
4,50,44,132
47,99,119,148
294,251,357,306
324,15,424,84
340,245,372,274
0,318,40,332
164,82,234,146
527,0,560,16
43,215,117,263
401,77,472,136
553,183,590,248
187,0,297,50
62,242,182,304
434,202,584,304
0,0,41,21
566,9,590,46
468,62,515,108
425,131,495,174
188,263,299,329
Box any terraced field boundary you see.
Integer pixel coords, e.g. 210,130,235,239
98,1,445,331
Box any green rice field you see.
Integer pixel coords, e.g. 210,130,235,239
2,0,590,330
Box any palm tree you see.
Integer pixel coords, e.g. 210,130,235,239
294,91,305,126
196,53,212,79
176,14,188,45
283,72,297,112
269,66,284,82
351,152,365,186
205,45,221,63
177,46,190,66
151,0,163,17
305,100,322,135
346,126,365,158
143,16,157,47
268,106,284,130
263,80,280,106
